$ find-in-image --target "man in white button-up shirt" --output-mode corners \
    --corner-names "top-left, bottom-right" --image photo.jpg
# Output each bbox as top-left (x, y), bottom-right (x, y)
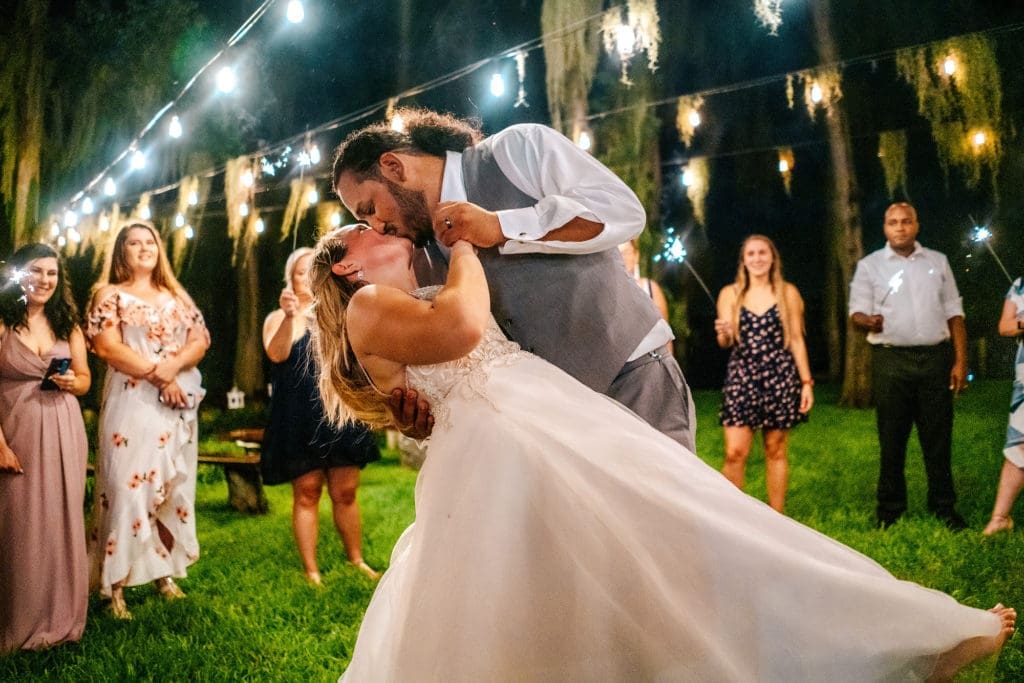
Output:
top-left (849, 202), bottom-right (968, 530)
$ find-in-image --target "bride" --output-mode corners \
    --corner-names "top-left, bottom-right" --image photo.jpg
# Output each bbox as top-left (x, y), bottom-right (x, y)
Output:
top-left (308, 224), bottom-right (1013, 682)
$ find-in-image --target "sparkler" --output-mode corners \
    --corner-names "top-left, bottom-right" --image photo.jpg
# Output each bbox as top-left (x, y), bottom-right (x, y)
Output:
top-left (2, 264), bottom-right (31, 305)
top-left (971, 224), bottom-right (1013, 285)
top-left (652, 228), bottom-right (716, 306)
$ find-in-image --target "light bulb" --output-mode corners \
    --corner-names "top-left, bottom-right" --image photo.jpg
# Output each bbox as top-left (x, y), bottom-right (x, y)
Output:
top-left (175, 213), bottom-right (186, 228)
top-left (130, 149), bottom-right (146, 170)
top-left (184, 225), bottom-right (194, 240)
top-left (490, 73), bottom-right (505, 97)
top-left (306, 188), bottom-right (319, 205)
top-left (810, 83), bottom-right (823, 104)
top-left (681, 169), bottom-right (694, 187)
top-left (188, 190), bottom-right (199, 206)
top-left (330, 212), bottom-right (342, 227)
top-left (50, 222), bottom-right (61, 237)
top-left (99, 215), bottom-right (110, 232)
top-left (309, 145), bottom-right (321, 165)
top-left (390, 114), bottom-right (405, 132)
top-left (241, 169), bottom-right (254, 188)
top-left (64, 210), bottom-right (78, 228)
top-left (255, 218), bottom-right (265, 234)
top-left (68, 227), bottom-right (82, 243)
top-left (778, 159), bottom-right (790, 173)
top-left (239, 202), bottom-right (250, 217)
top-left (286, 0), bottom-right (304, 23)
top-left (82, 197), bottom-right (95, 214)
top-left (973, 131), bottom-right (987, 147)
top-left (943, 56), bottom-right (956, 76)
top-left (139, 205), bottom-right (151, 220)
top-left (216, 65), bottom-right (237, 94)
top-left (104, 177), bottom-right (116, 196)
top-left (688, 110), bottom-right (701, 128)
top-left (616, 24), bottom-right (635, 58)
top-left (169, 115), bottom-right (183, 139)
top-left (576, 131), bottom-right (592, 151)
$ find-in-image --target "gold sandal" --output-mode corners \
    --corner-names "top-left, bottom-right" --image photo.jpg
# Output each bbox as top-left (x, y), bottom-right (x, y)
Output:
top-left (155, 577), bottom-right (186, 599)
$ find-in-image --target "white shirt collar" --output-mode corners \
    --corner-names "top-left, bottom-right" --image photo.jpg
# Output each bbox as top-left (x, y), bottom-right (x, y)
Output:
top-left (440, 151), bottom-right (467, 203)
top-left (883, 240), bottom-right (923, 259)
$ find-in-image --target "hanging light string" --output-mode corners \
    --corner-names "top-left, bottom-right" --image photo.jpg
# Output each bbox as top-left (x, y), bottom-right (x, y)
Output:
top-left (68, 0), bottom-right (280, 205)
top-left (68, 15), bottom-right (1024, 220)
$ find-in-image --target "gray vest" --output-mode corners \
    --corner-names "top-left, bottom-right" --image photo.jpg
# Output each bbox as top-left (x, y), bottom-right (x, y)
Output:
top-left (414, 141), bottom-right (660, 393)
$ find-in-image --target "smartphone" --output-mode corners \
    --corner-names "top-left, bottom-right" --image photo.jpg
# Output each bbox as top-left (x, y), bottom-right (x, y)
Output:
top-left (40, 357), bottom-right (71, 391)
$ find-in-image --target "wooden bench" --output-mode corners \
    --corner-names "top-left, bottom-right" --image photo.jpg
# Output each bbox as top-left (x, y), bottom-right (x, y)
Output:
top-left (207, 428), bottom-right (267, 515)
top-left (86, 428), bottom-right (268, 515)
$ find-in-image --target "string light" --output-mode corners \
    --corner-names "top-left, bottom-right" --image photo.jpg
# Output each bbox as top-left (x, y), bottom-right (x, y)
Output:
top-left (188, 190), bottom-right (199, 206)
top-left (688, 110), bottom-right (701, 128)
top-left (184, 225), bottom-right (195, 240)
top-left (63, 210), bottom-right (78, 228)
top-left (576, 131), bottom-right (592, 151)
top-left (216, 66), bottom-right (238, 94)
top-left (255, 218), bottom-right (265, 234)
top-left (175, 213), bottom-right (186, 228)
top-left (681, 169), bottom-right (694, 187)
top-left (50, 222), bottom-right (61, 237)
top-left (169, 115), bottom-right (183, 139)
top-left (130, 149), bottom-right (146, 170)
top-left (810, 82), bottom-right (823, 104)
top-left (490, 73), bottom-right (505, 97)
top-left (286, 0), bottom-right (304, 24)
top-left (615, 23), bottom-right (636, 59)
top-left (99, 215), bottom-right (110, 231)
top-left (81, 197), bottom-right (95, 214)
top-left (241, 169), bottom-right (255, 188)
top-left (943, 55), bottom-right (957, 76)
top-left (57, 236), bottom-right (67, 248)
top-left (239, 202), bottom-right (250, 217)
top-left (139, 205), bottom-right (152, 220)
top-left (306, 188), bottom-right (319, 205)
top-left (67, 227), bottom-right (82, 243)
top-left (104, 177), bottom-right (116, 196)
top-left (390, 113), bottom-right (405, 133)
top-left (972, 130), bottom-right (987, 148)
top-left (309, 144), bottom-right (321, 165)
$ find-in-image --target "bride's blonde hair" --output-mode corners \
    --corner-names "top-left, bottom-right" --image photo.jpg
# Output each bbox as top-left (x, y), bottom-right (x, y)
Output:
top-left (308, 226), bottom-right (392, 429)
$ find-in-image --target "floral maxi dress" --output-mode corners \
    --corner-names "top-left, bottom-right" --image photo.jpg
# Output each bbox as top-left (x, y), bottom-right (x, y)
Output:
top-left (86, 289), bottom-right (207, 596)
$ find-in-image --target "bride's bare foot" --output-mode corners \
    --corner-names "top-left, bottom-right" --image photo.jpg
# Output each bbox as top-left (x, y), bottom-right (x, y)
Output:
top-left (928, 604), bottom-right (1015, 682)
top-left (983, 515), bottom-right (1014, 536)
top-left (305, 570), bottom-right (323, 586)
top-left (352, 560), bottom-right (381, 581)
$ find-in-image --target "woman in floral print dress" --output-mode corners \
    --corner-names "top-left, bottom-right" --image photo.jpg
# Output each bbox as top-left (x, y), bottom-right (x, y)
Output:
top-left (86, 221), bottom-right (210, 619)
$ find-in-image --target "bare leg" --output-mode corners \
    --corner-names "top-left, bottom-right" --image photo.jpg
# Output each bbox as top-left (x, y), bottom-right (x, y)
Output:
top-left (327, 466), bottom-right (378, 579)
top-left (110, 581), bottom-right (132, 620)
top-left (292, 469), bottom-right (326, 584)
top-left (152, 520), bottom-right (185, 598)
top-left (928, 605), bottom-right (1016, 682)
top-left (722, 426), bottom-right (754, 491)
top-left (763, 429), bottom-right (790, 513)
top-left (984, 460), bottom-right (1024, 535)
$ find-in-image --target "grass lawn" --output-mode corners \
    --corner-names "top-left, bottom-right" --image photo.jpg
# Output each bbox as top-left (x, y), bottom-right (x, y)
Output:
top-left (3, 379), bottom-right (1023, 681)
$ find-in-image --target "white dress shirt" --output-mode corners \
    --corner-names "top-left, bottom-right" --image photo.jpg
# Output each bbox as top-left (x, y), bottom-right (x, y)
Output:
top-left (440, 124), bottom-right (673, 358)
top-left (848, 241), bottom-right (964, 346)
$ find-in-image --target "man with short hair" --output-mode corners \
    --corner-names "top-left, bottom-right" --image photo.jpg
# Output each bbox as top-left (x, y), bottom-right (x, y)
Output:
top-left (849, 202), bottom-right (968, 530)
top-left (332, 108), bottom-right (695, 450)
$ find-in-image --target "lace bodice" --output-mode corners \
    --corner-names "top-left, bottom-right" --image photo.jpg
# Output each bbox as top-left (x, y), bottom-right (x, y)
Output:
top-left (406, 286), bottom-right (524, 427)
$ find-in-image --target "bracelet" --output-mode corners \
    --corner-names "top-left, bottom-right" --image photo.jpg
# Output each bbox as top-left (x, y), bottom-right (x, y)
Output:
top-left (801, 378), bottom-right (814, 386)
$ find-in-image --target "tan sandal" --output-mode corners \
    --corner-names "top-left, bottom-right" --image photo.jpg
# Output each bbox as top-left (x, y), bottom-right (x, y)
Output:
top-left (110, 592), bottom-right (133, 620)
top-left (155, 576), bottom-right (186, 599)
top-left (352, 560), bottom-right (381, 581)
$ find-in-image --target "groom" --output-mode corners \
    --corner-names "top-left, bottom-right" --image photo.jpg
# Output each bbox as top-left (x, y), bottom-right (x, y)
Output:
top-left (332, 108), bottom-right (695, 450)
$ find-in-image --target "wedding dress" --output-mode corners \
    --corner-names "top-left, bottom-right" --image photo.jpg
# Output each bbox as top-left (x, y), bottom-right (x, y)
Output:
top-left (340, 288), bottom-right (998, 682)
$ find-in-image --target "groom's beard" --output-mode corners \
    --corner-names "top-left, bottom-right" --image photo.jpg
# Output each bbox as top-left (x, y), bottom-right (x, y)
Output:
top-left (383, 179), bottom-right (434, 248)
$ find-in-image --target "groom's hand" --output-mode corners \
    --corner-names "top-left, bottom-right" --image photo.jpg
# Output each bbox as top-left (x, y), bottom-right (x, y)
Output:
top-left (436, 201), bottom-right (505, 249)
top-left (388, 388), bottom-right (434, 440)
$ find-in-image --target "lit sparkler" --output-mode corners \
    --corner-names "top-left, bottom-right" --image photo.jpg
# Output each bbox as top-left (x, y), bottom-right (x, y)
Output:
top-left (879, 269), bottom-right (904, 307)
top-left (3, 264), bottom-right (31, 305)
top-left (971, 223), bottom-right (1013, 285)
top-left (652, 228), bottom-right (716, 305)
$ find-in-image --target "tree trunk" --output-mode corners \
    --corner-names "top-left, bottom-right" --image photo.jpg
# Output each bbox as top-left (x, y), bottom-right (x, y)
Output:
top-left (232, 227), bottom-right (264, 397)
top-left (5, 0), bottom-right (47, 246)
top-left (810, 0), bottom-right (872, 407)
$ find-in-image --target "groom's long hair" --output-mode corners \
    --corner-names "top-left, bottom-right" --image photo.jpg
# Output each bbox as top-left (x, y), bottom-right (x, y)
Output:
top-left (332, 107), bottom-right (483, 186)
top-left (308, 227), bottom-right (392, 429)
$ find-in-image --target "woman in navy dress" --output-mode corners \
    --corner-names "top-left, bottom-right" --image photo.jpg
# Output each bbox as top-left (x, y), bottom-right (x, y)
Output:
top-left (714, 235), bottom-right (813, 513)
top-left (262, 247), bottom-right (380, 583)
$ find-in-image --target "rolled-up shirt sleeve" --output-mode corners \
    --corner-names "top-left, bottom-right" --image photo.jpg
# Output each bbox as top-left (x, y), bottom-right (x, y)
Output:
top-left (490, 124), bottom-right (646, 255)
top-left (938, 256), bottom-right (965, 320)
top-left (848, 260), bottom-right (875, 317)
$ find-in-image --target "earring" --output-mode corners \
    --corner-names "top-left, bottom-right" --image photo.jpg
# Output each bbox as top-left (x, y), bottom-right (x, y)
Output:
top-left (357, 270), bottom-right (364, 280)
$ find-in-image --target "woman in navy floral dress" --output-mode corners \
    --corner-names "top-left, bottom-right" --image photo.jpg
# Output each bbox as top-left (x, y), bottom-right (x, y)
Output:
top-left (714, 235), bottom-right (813, 513)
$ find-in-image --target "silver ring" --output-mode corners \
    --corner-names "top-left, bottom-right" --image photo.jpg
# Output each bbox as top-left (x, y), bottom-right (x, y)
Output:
top-left (444, 216), bottom-right (453, 229)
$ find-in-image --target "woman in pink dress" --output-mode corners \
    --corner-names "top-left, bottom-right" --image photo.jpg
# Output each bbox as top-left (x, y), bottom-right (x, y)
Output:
top-left (0, 243), bottom-right (91, 652)
top-left (86, 221), bottom-right (209, 619)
